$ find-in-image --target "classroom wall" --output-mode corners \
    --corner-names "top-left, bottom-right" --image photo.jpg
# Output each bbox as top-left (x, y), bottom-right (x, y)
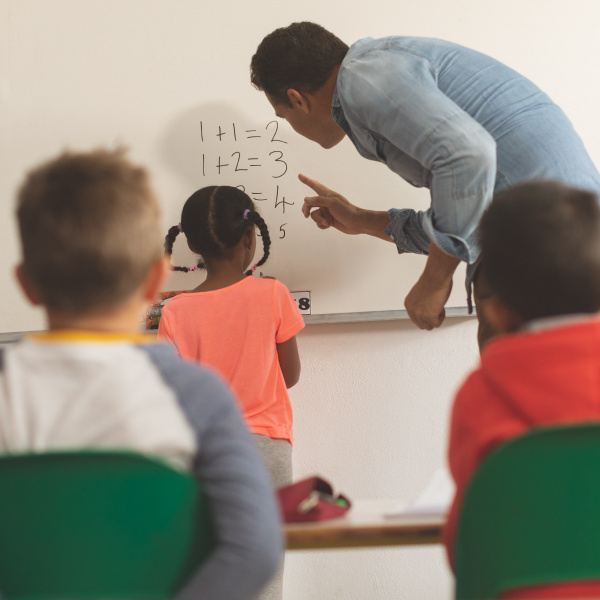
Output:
top-left (285, 316), bottom-right (479, 599)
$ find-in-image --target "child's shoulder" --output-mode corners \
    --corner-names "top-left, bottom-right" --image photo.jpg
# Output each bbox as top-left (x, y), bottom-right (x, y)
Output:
top-left (251, 276), bottom-right (291, 293)
top-left (152, 290), bottom-right (192, 312)
top-left (159, 278), bottom-right (292, 304)
top-left (159, 290), bottom-right (196, 311)
top-left (148, 290), bottom-right (195, 329)
top-left (249, 277), bottom-right (299, 305)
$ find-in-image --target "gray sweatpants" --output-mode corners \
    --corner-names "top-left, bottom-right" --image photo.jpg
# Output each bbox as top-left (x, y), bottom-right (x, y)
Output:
top-left (252, 434), bottom-right (292, 600)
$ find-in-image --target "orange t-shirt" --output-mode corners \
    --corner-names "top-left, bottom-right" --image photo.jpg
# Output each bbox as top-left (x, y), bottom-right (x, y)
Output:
top-left (158, 277), bottom-right (304, 444)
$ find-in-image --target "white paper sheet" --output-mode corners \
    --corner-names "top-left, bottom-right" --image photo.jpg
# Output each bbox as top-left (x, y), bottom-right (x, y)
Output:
top-left (385, 467), bottom-right (455, 517)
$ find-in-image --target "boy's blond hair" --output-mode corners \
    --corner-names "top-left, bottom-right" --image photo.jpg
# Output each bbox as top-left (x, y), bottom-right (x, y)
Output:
top-left (16, 149), bottom-right (163, 315)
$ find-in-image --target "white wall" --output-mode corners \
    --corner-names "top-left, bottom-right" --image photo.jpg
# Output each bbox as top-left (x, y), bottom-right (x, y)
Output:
top-left (285, 316), bottom-right (479, 599)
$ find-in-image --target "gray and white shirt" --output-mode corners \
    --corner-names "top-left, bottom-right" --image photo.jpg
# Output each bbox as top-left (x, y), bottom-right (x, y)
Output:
top-left (0, 333), bottom-right (282, 600)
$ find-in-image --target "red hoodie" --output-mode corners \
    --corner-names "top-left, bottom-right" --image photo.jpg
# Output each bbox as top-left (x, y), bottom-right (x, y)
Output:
top-left (445, 316), bottom-right (600, 599)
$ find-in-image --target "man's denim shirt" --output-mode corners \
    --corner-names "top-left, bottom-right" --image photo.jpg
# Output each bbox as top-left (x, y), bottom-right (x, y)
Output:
top-left (332, 36), bottom-right (600, 280)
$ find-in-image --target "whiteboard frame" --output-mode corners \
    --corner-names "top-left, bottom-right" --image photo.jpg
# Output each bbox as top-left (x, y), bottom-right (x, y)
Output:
top-left (0, 307), bottom-right (475, 344)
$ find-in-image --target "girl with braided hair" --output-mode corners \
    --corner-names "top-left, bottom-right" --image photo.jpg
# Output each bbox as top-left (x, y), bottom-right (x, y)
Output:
top-left (159, 187), bottom-right (303, 598)
top-left (163, 185), bottom-right (273, 277)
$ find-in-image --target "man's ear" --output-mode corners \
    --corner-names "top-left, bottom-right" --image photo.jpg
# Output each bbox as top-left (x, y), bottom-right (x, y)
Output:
top-left (482, 297), bottom-right (524, 335)
top-left (15, 264), bottom-right (42, 306)
top-left (287, 89), bottom-right (310, 113)
top-left (142, 256), bottom-right (170, 304)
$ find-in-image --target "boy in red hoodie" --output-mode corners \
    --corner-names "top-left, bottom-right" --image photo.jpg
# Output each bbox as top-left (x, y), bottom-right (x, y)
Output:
top-left (445, 180), bottom-right (600, 599)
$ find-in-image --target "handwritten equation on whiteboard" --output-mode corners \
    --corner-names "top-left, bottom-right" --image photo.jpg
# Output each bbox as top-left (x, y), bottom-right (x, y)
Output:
top-left (198, 120), bottom-right (295, 241)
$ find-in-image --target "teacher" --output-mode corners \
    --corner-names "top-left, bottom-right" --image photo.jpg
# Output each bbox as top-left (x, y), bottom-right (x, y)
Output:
top-left (250, 22), bottom-right (600, 347)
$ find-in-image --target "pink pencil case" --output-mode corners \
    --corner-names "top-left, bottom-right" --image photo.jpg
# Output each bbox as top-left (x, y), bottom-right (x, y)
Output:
top-left (277, 476), bottom-right (351, 523)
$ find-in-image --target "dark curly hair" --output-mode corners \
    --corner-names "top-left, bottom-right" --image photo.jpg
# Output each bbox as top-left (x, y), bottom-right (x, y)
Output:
top-left (479, 180), bottom-right (600, 321)
top-left (250, 22), bottom-right (349, 105)
top-left (164, 186), bottom-right (271, 276)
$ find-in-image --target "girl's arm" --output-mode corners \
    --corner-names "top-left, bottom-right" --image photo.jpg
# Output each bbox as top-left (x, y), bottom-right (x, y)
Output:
top-left (276, 336), bottom-right (301, 388)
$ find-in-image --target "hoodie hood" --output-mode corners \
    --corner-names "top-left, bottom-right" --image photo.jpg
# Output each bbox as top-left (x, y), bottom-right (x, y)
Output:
top-left (480, 316), bottom-right (600, 424)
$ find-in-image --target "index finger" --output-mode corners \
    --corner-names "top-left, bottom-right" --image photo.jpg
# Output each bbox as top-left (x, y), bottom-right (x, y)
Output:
top-left (301, 195), bottom-right (335, 218)
top-left (298, 173), bottom-right (335, 197)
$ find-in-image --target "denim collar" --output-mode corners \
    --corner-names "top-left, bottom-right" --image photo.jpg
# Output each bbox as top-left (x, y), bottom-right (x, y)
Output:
top-left (331, 85), bottom-right (350, 136)
top-left (331, 82), bottom-right (368, 157)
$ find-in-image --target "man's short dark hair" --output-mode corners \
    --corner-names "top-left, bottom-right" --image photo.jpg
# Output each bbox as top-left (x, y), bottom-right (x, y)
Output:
top-left (479, 180), bottom-right (600, 321)
top-left (250, 22), bottom-right (349, 105)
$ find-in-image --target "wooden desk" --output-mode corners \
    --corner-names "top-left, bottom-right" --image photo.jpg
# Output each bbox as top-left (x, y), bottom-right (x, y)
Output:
top-left (285, 499), bottom-right (445, 551)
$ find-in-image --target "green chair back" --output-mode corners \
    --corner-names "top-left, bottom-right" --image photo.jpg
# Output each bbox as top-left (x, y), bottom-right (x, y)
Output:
top-left (455, 423), bottom-right (600, 600)
top-left (0, 451), bottom-right (214, 600)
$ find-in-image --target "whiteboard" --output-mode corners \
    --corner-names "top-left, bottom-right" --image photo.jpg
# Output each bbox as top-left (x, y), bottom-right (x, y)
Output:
top-left (2, 0), bottom-right (600, 330)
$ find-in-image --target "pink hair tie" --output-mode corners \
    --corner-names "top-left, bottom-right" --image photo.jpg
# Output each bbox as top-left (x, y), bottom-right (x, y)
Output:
top-left (189, 266), bottom-right (199, 272)
top-left (177, 222), bottom-right (183, 232)
top-left (251, 264), bottom-right (258, 272)
top-left (243, 209), bottom-right (251, 220)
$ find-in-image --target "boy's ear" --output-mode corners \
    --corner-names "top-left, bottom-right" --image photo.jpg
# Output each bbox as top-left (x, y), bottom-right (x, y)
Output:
top-left (15, 264), bottom-right (42, 306)
top-left (142, 256), bottom-right (170, 304)
top-left (482, 297), bottom-right (524, 335)
top-left (286, 89), bottom-right (310, 113)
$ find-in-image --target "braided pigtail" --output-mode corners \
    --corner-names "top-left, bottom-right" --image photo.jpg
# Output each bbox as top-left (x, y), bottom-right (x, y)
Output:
top-left (164, 223), bottom-right (205, 273)
top-left (251, 212), bottom-right (271, 267)
top-left (244, 210), bottom-right (271, 275)
top-left (164, 225), bottom-right (179, 255)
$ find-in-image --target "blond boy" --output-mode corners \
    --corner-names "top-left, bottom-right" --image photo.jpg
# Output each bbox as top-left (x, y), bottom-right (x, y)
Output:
top-left (0, 150), bottom-right (281, 600)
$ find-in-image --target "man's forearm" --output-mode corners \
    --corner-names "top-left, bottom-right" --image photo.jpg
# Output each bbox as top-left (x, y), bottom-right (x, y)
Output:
top-left (422, 242), bottom-right (461, 284)
top-left (403, 242), bottom-right (461, 329)
top-left (356, 208), bottom-right (392, 241)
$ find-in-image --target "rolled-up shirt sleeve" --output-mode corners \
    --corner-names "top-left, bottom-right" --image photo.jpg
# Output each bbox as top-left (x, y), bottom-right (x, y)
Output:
top-left (338, 47), bottom-right (497, 264)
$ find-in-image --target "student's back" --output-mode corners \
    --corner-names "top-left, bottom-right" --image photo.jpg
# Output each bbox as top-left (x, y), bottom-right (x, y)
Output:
top-left (445, 181), bottom-right (600, 599)
top-left (0, 333), bottom-right (204, 467)
top-left (159, 276), bottom-right (302, 443)
top-left (1, 150), bottom-right (281, 600)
